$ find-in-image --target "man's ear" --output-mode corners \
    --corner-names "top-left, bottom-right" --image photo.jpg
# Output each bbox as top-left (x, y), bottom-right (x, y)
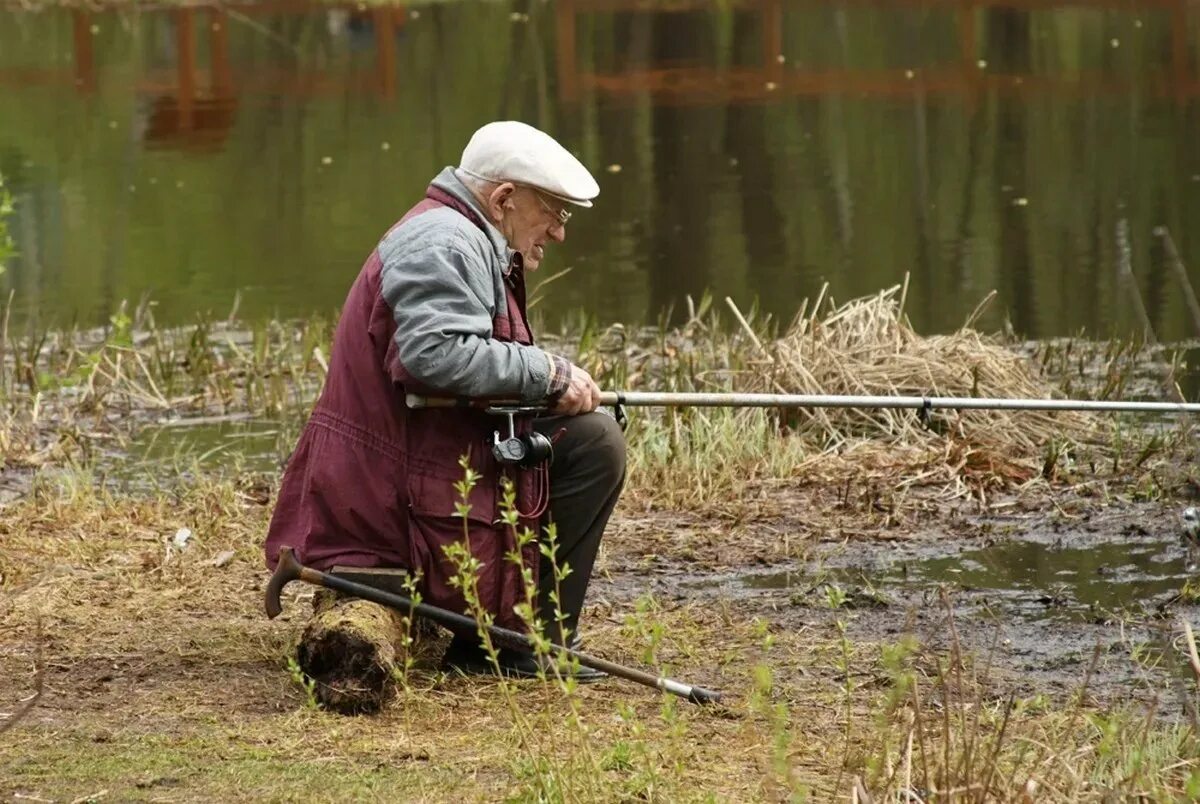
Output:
top-left (487, 182), bottom-right (517, 217)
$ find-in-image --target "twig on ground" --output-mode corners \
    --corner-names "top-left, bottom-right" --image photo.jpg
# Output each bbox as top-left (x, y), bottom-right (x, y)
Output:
top-left (1181, 619), bottom-right (1200, 683)
top-left (0, 616), bottom-right (44, 736)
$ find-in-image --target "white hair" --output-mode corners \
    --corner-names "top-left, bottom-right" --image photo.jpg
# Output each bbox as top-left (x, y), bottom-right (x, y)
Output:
top-left (455, 168), bottom-right (500, 199)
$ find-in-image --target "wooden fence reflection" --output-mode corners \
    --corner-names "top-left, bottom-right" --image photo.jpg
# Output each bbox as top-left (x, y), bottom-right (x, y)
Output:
top-left (556, 0), bottom-right (1196, 104)
top-left (0, 0), bottom-right (1195, 151)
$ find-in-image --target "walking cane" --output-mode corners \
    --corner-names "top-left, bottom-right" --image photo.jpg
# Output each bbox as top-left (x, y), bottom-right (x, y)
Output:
top-left (265, 547), bottom-right (722, 705)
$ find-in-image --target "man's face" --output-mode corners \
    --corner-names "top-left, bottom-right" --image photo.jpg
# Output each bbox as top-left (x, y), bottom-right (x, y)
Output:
top-left (494, 185), bottom-right (570, 271)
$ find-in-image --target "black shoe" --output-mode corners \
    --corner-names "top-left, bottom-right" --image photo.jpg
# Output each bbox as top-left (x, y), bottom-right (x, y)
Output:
top-left (494, 648), bottom-right (608, 684)
top-left (442, 631), bottom-right (583, 664)
top-left (443, 643), bottom-right (607, 684)
top-left (440, 634), bottom-right (489, 672)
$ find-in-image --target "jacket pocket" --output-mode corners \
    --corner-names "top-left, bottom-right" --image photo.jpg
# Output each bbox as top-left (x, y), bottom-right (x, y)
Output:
top-left (405, 468), bottom-right (502, 618)
top-left (406, 466), bottom-right (496, 523)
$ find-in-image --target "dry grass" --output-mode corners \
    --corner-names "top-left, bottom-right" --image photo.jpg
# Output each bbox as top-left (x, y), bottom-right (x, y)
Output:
top-left (0, 290), bottom-right (1197, 799)
top-left (3, 477), bottom-right (1198, 800)
top-left (0, 285), bottom-right (1192, 515)
top-left (762, 285), bottom-right (1096, 450)
top-left (559, 287), bottom-right (1194, 508)
top-left (741, 285), bottom-right (1123, 502)
top-left (0, 304), bottom-right (331, 475)
top-left (0, 477), bottom-right (844, 800)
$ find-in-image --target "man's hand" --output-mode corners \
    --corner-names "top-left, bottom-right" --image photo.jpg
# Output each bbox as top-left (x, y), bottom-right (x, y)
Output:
top-left (553, 364), bottom-right (602, 415)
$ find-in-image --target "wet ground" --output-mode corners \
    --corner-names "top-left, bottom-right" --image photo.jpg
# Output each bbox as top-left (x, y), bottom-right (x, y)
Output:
top-left (600, 498), bottom-right (1200, 707)
top-left (89, 385), bottom-right (1200, 707)
top-left (3, 320), bottom-right (1196, 715)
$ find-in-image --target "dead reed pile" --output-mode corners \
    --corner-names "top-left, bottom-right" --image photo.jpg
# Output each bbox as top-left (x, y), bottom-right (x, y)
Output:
top-left (753, 285), bottom-right (1100, 486)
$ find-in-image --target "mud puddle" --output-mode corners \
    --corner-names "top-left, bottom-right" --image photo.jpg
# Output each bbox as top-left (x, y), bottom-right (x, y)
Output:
top-left (603, 504), bottom-right (1200, 704)
top-left (684, 530), bottom-right (1196, 623)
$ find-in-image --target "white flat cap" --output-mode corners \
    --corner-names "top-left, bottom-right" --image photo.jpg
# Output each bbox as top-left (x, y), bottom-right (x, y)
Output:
top-left (459, 121), bottom-right (599, 208)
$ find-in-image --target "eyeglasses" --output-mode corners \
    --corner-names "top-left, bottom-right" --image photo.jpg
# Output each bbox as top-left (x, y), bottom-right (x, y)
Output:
top-left (527, 187), bottom-right (572, 227)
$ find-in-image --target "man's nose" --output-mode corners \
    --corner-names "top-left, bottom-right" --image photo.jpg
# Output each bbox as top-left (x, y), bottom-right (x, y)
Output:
top-left (548, 224), bottom-right (566, 244)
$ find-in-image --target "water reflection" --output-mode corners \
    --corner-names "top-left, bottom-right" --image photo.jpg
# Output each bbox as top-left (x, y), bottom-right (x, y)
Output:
top-left (119, 417), bottom-right (286, 481)
top-left (1, 0), bottom-right (1199, 340)
top-left (735, 536), bottom-right (1194, 622)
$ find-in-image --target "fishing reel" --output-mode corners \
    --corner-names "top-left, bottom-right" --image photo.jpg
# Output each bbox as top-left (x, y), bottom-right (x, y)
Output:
top-left (490, 408), bottom-right (553, 468)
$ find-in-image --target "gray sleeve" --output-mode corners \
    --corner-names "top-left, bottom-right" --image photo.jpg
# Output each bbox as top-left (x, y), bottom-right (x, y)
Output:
top-left (381, 243), bottom-right (554, 401)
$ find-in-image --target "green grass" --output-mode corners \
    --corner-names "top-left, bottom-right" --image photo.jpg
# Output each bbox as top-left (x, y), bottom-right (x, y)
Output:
top-left (7, 728), bottom-right (469, 801)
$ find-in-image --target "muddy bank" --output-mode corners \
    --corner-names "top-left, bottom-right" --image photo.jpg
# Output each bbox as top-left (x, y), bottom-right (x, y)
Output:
top-left (598, 497), bottom-right (1200, 707)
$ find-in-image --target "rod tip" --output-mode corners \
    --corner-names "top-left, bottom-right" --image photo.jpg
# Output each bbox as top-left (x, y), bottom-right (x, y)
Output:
top-left (688, 687), bottom-right (722, 705)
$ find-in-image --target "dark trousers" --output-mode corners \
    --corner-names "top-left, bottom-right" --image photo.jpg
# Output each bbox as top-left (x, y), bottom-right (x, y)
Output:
top-left (530, 411), bottom-right (626, 645)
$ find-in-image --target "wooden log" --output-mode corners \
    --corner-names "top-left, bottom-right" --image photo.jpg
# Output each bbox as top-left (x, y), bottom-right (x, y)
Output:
top-left (295, 579), bottom-right (451, 714)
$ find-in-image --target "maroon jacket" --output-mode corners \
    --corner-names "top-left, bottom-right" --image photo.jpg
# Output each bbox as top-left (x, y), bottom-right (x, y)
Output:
top-left (264, 174), bottom-right (557, 631)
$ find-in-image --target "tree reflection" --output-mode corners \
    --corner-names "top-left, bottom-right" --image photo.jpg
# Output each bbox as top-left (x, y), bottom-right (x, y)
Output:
top-left (0, 0), bottom-right (1197, 344)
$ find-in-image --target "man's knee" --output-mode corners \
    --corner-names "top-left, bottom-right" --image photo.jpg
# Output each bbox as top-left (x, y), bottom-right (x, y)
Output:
top-left (577, 411), bottom-right (626, 484)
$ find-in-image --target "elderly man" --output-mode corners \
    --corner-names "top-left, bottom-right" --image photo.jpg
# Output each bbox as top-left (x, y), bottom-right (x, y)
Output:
top-left (264, 121), bottom-right (625, 681)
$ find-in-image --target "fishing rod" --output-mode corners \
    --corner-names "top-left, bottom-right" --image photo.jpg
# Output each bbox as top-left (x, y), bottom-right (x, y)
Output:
top-left (407, 390), bottom-right (1200, 467)
top-left (409, 391), bottom-right (1200, 416)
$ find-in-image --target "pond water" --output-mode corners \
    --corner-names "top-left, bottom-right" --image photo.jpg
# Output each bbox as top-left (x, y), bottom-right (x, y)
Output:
top-left (737, 534), bottom-right (1197, 622)
top-left (122, 416), bottom-right (287, 476)
top-left (2, 0), bottom-right (1200, 340)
